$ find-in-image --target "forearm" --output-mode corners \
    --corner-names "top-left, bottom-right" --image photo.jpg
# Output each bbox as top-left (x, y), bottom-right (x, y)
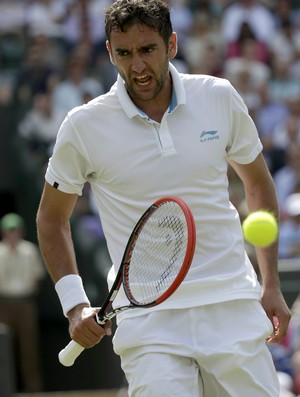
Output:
top-left (244, 173), bottom-right (280, 288)
top-left (37, 216), bottom-right (78, 283)
top-left (37, 215), bottom-right (91, 317)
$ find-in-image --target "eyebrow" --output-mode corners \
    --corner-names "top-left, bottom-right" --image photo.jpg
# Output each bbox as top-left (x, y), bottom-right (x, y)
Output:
top-left (115, 43), bottom-right (158, 54)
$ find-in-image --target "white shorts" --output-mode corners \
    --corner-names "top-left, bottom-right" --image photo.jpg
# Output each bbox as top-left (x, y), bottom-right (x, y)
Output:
top-left (113, 299), bottom-right (279, 397)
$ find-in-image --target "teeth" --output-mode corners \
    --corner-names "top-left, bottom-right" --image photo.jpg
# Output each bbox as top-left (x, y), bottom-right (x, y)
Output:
top-left (136, 75), bottom-right (148, 80)
top-left (135, 75), bottom-right (151, 86)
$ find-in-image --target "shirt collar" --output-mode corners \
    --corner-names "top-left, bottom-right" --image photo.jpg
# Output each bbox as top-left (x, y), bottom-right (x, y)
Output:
top-left (117, 62), bottom-right (186, 119)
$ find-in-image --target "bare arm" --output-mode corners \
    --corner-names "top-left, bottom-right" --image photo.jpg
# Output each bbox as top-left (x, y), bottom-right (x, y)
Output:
top-left (36, 181), bottom-right (111, 347)
top-left (36, 181), bottom-right (79, 282)
top-left (229, 153), bottom-right (291, 343)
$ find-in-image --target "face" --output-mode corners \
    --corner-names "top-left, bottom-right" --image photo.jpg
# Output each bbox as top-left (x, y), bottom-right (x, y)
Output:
top-left (107, 24), bottom-right (177, 107)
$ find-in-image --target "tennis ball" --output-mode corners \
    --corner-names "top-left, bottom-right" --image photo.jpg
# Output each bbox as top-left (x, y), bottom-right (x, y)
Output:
top-left (242, 210), bottom-right (278, 247)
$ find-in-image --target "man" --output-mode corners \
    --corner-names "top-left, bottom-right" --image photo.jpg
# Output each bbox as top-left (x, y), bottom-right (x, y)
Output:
top-left (0, 213), bottom-right (45, 392)
top-left (36, 1), bottom-right (291, 395)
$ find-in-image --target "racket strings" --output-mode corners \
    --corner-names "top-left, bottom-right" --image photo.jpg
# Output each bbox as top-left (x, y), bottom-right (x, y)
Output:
top-left (125, 201), bottom-right (188, 305)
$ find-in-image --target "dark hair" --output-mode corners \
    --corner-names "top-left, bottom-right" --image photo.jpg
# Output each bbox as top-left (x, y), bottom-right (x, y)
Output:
top-left (105, 0), bottom-right (173, 46)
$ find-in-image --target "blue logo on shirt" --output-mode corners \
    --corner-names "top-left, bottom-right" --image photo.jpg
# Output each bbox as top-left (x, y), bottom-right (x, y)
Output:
top-left (200, 130), bottom-right (219, 142)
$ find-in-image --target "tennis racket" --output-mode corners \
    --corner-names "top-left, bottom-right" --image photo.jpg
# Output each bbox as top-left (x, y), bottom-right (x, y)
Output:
top-left (59, 196), bottom-right (196, 366)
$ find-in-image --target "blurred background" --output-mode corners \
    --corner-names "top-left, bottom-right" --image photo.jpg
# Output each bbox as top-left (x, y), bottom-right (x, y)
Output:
top-left (0, 0), bottom-right (300, 396)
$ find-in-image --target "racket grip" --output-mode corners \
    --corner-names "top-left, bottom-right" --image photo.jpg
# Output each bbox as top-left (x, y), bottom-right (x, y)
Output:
top-left (58, 340), bottom-right (85, 367)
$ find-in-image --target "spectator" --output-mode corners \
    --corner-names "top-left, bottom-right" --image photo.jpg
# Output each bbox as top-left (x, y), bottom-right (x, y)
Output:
top-left (278, 193), bottom-right (300, 259)
top-left (273, 0), bottom-right (300, 29)
top-left (223, 33), bottom-right (271, 88)
top-left (61, 0), bottom-right (112, 60)
top-left (25, 0), bottom-right (66, 39)
top-left (0, 213), bottom-right (46, 392)
top-left (274, 144), bottom-right (300, 210)
top-left (267, 108), bottom-right (300, 174)
top-left (182, 11), bottom-right (223, 75)
top-left (14, 42), bottom-right (60, 116)
top-left (225, 21), bottom-right (269, 63)
top-left (227, 68), bottom-right (261, 119)
top-left (255, 82), bottom-right (289, 173)
top-left (167, 0), bottom-right (194, 45)
top-left (220, 0), bottom-right (276, 47)
top-left (268, 56), bottom-right (300, 105)
top-left (17, 90), bottom-right (65, 187)
top-left (0, 0), bottom-right (26, 34)
top-left (269, 19), bottom-right (300, 64)
top-left (0, 0), bottom-right (26, 79)
top-left (26, 33), bottom-right (66, 75)
top-left (52, 48), bottom-right (104, 116)
top-left (272, 114), bottom-right (300, 154)
top-left (19, 90), bottom-right (64, 141)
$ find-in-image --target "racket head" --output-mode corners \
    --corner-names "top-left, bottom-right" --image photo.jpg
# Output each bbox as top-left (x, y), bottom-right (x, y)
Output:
top-left (122, 196), bottom-right (196, 308)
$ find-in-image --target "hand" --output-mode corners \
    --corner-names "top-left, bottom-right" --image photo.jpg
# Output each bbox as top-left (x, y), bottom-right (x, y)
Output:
top-left (67, 304), bottom-right (112, 348)
top-left (261, 286), bottom-right (291, 344)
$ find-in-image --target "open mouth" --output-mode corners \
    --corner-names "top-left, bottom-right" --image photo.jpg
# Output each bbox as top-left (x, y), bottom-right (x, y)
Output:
top-left (135, 75), bottom-right (152, 87)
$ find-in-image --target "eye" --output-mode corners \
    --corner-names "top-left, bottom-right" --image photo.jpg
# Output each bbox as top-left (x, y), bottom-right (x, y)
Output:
top-left (117, 50), bottom-right (130, 57)
top-left (143, 47), bottom-right (153, 53)
top-left (142, 46), bottom-right (155, 53)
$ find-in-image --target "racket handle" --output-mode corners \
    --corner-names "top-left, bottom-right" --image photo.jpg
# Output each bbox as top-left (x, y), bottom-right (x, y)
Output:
top-left (58, 340), bottom-right (85, 367)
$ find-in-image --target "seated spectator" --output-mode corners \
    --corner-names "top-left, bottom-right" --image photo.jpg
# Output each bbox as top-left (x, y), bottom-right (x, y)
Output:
top-left (225, 21), bottom-right (269, 63)
top-left (269, 19), bottom-right (300, 64)
top-left (167, 0), bottom-right (194, 46)
top-left (0, 0), bottom-right (26, 34)
top-left (273, 0), bottom-right (300, 29)
top-left (223, 34), bottom-right (271, 88)
top-left (182, 11), bottom-right (223, 75)
top-left (268, 56), bottom-right (300, 105)
top-left (14, 42), bottom-right (60, 115)
top-left (255, 82), bottom-right (289, 173)
top-left (61, 0), bottom-right (112, 60)
top-left (227, 69), bottom-right (260, 119)
top-left (274, 144), bottom-right (300, 211)
top-left (272, 114), bottom-right (300, 154)
top-left (18, 90), bottom-right (65, 167)
top-left (220, 0), bottom-right (276, 47)
top-left (278, 193), bottom-right (300, 259)
top-left (26, 33), bottom-right (66, 75)
top-left (25, 0), bottom-right (66, 39)
top-left (0, 0), bottom-right (26, 77)
top-left (266, 110), bottom-right (300, 174)
top-left (52, 48), bottom-right (104, 116)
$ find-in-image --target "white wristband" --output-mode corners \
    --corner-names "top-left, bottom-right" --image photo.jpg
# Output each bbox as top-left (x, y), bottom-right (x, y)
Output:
top-left (55, 274), bottom-right (90, 317)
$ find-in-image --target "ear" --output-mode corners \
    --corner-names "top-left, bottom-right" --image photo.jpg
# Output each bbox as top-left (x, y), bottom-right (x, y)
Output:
top-left (168, 32), bottom-right (178, 60)
top-left (106, 40), bottom-right (116, 65)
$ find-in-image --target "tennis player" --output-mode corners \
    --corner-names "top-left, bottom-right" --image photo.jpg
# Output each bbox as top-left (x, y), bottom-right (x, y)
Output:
top-left (36, 0), bottom-right (291, 395)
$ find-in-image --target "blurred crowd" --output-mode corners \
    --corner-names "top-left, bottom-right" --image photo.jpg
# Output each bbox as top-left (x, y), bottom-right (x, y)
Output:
top-left (0, 0), bottom-right (300, 394)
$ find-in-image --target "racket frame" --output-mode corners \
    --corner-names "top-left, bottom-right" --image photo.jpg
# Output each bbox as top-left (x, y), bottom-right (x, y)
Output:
top-left (96, 196), bottom-right (196, 323)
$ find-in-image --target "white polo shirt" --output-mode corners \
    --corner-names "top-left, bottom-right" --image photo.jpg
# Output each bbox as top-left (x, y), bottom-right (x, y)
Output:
top-left (46, 63), bottom-right (263, 319)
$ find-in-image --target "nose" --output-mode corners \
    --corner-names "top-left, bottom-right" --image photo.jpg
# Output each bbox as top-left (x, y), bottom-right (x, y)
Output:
top-left (131, 53), bottom-right (146, 74)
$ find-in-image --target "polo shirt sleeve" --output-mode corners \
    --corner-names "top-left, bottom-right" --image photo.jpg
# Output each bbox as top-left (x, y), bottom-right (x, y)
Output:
top-left (45, 114), bottom-right (91, 196)
top-left (226, 83), bottom-right (263, 164)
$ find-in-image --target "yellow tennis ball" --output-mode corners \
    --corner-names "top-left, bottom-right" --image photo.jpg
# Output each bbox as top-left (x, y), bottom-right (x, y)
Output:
top-left (242, 210), bottom-right (278, 247)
